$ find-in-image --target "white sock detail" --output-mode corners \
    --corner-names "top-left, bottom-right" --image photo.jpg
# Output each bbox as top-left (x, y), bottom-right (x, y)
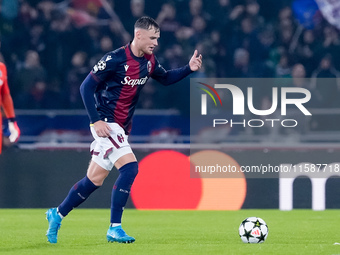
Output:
top-left (110, 223), bottom-right (121, 227)
top-left (56, 208), bottom-right (64, 219)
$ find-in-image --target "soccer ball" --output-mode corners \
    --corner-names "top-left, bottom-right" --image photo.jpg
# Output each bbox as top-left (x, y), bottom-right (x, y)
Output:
top-left (239, 217), bottom-right (268, 243)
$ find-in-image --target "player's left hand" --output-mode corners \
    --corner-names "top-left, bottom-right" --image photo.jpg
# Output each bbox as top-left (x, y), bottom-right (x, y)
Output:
top-left (189, 50), bottom-right (203, 71)
top-left (8, 120), bottom-right (20, 143)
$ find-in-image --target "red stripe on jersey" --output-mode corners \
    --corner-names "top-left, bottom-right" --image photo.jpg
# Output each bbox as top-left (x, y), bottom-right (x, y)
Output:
top-left (90, 71), bottom-right (101, 82)
top-left (113, 47), bottom-right (140, 130)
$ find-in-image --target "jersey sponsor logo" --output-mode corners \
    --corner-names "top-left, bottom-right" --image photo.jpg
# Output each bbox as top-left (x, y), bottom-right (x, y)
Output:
top-left (147, 61), bottom-right (152, 73)
top-left (106, 55), bottom-right (112, 62)
top-left (0, 70), bottom-right (2, 86)
top-left (124, 65), bottom-right (129, 71)
top-left (121, 76), bottom-right (148, 87)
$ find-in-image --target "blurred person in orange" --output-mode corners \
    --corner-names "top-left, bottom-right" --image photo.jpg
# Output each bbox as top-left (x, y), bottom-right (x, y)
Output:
top-left (0, 61), bottom-right (20, 154)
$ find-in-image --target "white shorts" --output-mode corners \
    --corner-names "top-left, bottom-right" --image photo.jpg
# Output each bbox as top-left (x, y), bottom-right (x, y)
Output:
top-left (90, 123), bottom-right (133, 171)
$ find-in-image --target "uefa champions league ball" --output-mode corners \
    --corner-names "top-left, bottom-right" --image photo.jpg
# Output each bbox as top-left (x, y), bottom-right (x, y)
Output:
top-left (239, 217), bottom-right (268, 243)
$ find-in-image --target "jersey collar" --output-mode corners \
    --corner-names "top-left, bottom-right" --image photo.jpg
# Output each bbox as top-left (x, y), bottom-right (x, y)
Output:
top-left (127, 42), bottom-right (146, 62)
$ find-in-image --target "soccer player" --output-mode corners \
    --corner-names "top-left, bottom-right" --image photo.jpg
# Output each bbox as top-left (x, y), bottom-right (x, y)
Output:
top-left (46, 16), bottom-right (202, 244)
top-left (0, 61), bottom-right (20, 154)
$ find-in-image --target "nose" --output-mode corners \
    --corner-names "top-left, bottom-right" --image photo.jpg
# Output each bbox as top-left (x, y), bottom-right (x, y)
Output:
top-left (154, 39), bottom-right (158, 46)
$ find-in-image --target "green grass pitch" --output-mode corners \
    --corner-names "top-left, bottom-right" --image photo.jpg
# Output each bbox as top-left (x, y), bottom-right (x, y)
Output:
top-left (0, 209), bottom-right (340, 255)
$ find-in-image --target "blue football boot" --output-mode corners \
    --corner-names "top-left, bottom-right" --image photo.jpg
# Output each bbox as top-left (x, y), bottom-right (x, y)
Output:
top-left (106, 225), bottom-right (135, 243)
top-left (46, 208), bottom-right (62, 243)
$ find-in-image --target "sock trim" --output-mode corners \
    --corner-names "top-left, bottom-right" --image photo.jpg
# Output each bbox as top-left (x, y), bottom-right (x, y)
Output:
top-left (118, 161), bottom-right (138, 171)
top-left (110, 223), bottom-right (121, 227)
top-left (57, 208), bottom-right (65, 219)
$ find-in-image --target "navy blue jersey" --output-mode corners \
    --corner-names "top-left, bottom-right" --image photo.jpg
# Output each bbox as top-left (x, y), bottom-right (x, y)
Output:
top-left (83, 43), bottom-right (192, 134)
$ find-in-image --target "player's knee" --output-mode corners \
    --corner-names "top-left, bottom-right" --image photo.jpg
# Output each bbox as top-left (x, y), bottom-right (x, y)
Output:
top-left (87, 160), bottom-right (110, 186)
top-left (130, 162), bottom-right (138, 178)
top-left (89, 178), bottom-right (104, 187)
top-left (120, 161), bottom-right (138, 180)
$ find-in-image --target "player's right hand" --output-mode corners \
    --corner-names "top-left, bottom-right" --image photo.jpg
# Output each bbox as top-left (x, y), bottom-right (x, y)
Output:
top-left (93, 120), bottom-right (112, 137)
top-left (8, 121), bottom-right (20, 143)
top-left (189, 50), bottom-right (202, 71)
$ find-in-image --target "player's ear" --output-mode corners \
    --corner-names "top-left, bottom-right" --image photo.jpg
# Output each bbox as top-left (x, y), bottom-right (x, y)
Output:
top-left (135, 29), bottom-right (142, 40)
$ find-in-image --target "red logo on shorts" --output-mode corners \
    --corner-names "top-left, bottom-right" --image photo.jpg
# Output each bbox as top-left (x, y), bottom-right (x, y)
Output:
top-left (117, 133), bottom-right (124, 143)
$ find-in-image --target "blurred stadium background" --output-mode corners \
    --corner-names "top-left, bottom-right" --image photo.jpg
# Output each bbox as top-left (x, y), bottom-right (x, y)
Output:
top-left (1, 0), bottom-right (340, 210)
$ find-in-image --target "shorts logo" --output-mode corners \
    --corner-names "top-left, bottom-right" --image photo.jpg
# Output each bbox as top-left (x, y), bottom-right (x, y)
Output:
top-left (117, 133), bottom-right (124, 143)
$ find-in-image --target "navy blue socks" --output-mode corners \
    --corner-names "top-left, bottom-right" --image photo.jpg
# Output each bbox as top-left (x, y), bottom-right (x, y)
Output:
top-left (57, 162), bottom-right (138, 222)
top-left (110, 162), bottom-right (138, 223)
top-left (58, 176), bottom-right (99, 217)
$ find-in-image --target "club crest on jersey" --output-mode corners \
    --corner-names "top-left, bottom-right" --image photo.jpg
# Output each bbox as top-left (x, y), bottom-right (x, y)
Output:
top-left (117, 133), bottom-right (124, 143)
top-left (147, 61), bottom-right (152, 73)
